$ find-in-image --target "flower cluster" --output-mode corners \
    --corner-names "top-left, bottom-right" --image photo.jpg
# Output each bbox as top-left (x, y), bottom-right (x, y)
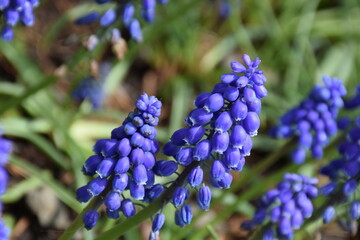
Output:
top-left (319, 118), bottom-right (360, 225)
top-left (344, 85), bottom-right (360, 109)
top-left (0, 128), bottom-right (12, 240)
top-left (0, 0), bottom-right (39, 41)
top-left (270, 76), bottom-right (347, 164)
top-left (163, 54), bottom-right (267, 227)
top-left (72, 62), bottom-right (111, 110)
top-left (241, 173), bottom-right (318, 240)
top-left (76, 93), bottom-right (171, 229)
top-left (75, 0), bottom-right (169, 49)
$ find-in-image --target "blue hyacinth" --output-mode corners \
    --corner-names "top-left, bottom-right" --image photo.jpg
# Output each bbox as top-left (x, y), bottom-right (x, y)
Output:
top-left (241, 173), bottom-right (318, 240)
top-left (72, 62), bottom-right (111, 110)
top-left (163, 54), bottom-right (267, 227)
top-left (77, 93), bottom-right (166, 229)
top-left (319, 116), bottom-right (360, 225)
top-left (75, 0), bottom-right (169, 49)
top-left (0, 128), bottom-right (12, 240)
top-left (270, 76), bottom-right (347, 164)
top-left (0, 0), bottom-right (39, 41)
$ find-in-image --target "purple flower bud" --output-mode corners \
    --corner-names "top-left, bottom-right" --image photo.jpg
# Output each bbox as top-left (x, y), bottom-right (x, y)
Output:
top-left (243, 112), bottom-right (260, 136)
top-left (253, 208), bottom-right (266, 224)
top-left (223, 147), bottom-right (241, 168)
top-left (192, 139), bottom-right (211, 161)
top-left (282, 199), bottom-right (295, 214)
top-left (253, 84), bottom-right (268, 98)
top-left (75, 12), bottom-right (99, 25)
top-left (240, 220), bottom-right (255, 231)
top-left (231, 61), bottom-right (246, 73)
top-left (175, 208), bottom-right (186, 227)
top-left (129, 180), bottom-right (145, 200)
top-left (82, 155), bottom-right (103, 176)
top-left (96, 157), bottom-right (116, 178)
top-left (100, 9), bottom-right (116, 26)
top-left (296, 193), bottom-right (313, 218)
top-left (1, 25), bottom-right (13, 42)
top-left (320, 182), bottom-right (337, 196)
top-left (221, 73), bottom-right (239, 84)
top-left (153, 160), bottom-right (178, 176)
top-left (114, 157), bottom-right (130, 175)
top-left (117, 138), bottom-right (132, 157)
top-left (235, 76), bottom-right (249, 88)
top-left (218, 171), bottom-right (233, 188)
top-left (323, 206), bottom-right (335, 223)
top-left (263, 228), bottom-right (274, 240)
top-left (142, 138), bottom-right (152, 152)
top-left (88, 177), bottom-right (108, 196)
top-left (204, 93), bottom-right (224, 113)
top-left (299, 132), bottom-right (312, 148)
top-left (212, 83), bottom-right (228, 94)
top-left (133, 164), bottom-right (148, 185)
top-left (132, 116), bottom-right (144, 127)
top-left (278, 217), bottom-right (292, 235)
top-left (223, 86), bottom-right (240, 102)
top-left (145, 170), bottom-right (155, 188)
top-left (129, 19), bottom-right (143, 42)
top-left (187, 108), bottom-right (213, 126)
top-left (180, 204), bottom-right (192, 224)
top-left (140, 124), bottom-right (156, 138)
top-left (211, 160), bottom-right (226, 181)
top-left (4, 9), bottom-right (19, 26)
top-left (112, 174), bottom-right (128, 192)
top-left (343, 179), bottom-right (357, 196)
top-left (230, 100), bottom-right (248, 121)
top-left (242, 54), bottom-right (251, 67)
top-left (194, 92), bottom-right (211, 108)
top-left (0, 0), bottom-right (9, 10)
top-left (175, 147), bottom-right (193, 166)
top-left (247, 97), bottom-right (262, 114)
top-left (187, 166), bottom-right (203, 187)
top-left (215, 112), bottom-right (233, 133)
top-left (105, 191), bottom-right (121, 211)
top-left (152, 213), bottom-right (165, 232)
top-left (121, 199), bottom-right (136, 218)
top-left (232, 157), bottom-right (245, 171)
top-left (171, 128), bottom-right (188, 146)
top-left (291, 148), bottom-right (306, 164)
top-left (196, 185), bottom-right (211, 210)
top-left (130, 132), bottom-right (145, 148)
top-left (350, 201), bottom-right (360, 219)
top-left (143, 152), bottom-right (156, 169)
top-left (211, 132), bottom-right (229, 154)
top-left (142, 8), bottom-right (155, 22)
top-left (76, 185), bottom-right (92, 203)
top-left (146, 184), bottom-right (164, 201)
top-left (244, 88), bottom-right (257, 102)
top-left (124, 122), bottom-right (137, 135)
top-left (185, 126), bottom-right (205, 145)
top-left (291, 209), bottom-right (304, 229)
top-left (240, 135), bottom-right (253, 156)
top-left (130, 148), bottom-right (145, 165)
top-left (150, 139), bottom-right (160, 154)
top-left (172, 187), bottom-right (190, 207)
top-left (230, 125), bottom-right (247, 148)
top-left (83, 210), bottom-right (99, 229)
top-left (270, 206), bottom-right (281, 223)
top-left (106, 209), bottom-right (120, 219)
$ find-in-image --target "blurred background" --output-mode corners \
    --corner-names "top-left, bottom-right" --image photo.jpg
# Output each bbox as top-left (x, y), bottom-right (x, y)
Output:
top-left (0, 0), bottom-right (359, 239)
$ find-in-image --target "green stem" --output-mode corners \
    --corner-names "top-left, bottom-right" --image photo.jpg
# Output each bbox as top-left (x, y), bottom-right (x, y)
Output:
top-left (59, 195), bottom-right (103, 240)
top-left (95, 161), bottom-right (201, 240)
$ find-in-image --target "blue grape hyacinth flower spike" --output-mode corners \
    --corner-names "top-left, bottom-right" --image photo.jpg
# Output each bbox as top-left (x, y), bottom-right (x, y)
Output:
top-left (270, 76), bottom-right (346, 164)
